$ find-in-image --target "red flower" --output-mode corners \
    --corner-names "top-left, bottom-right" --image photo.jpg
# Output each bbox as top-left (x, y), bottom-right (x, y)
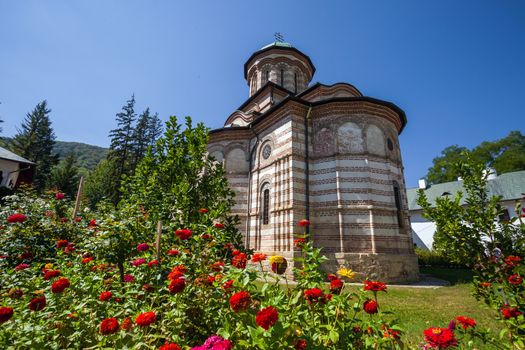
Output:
top-left (214, 222), bottom-right (225, 229)
top-left (329, 279), bottom-right (344, 294)
top-left (198, 208), bottom-right (209, 213)
top-left (423, 327), bottom-right (458, 349)
top-left (251, 253), bottom-right (267, 263)
top-left (223, 279), bottom-right (234, 291)
top-left (43, 270), bottom-right (61, 280)
top-left (0, 307), bottom-right (14, 324)
top-left (123, 274), bottom-right (135, 283)
top-left (148, 260), bottom-right (159, 267)
top-left (364, 280), bottom-right (387, 292)
top-left (232, 252), bottom-right (247, 269)
top-left (56, 240), bottom-right (68, 248)
top-left (175, 228), bottom-right (192, 240)
top-left (99, 291), bottom-right (112, 301)
top-left (7, 213), bottom-right (27, 223)
top-left (135, 311), bottom-right (156, 327)
top-left (159, 342), bottom-right (181, 350)
top-left (100, 317), bottom-right (119, 335)
top-left (201, 233), bottom-right (212, 240)
top-left (508, 274), bottom-right (523, 285)
top-left (28, 296), bottom-right (46, 311)
top-left (168, 265), bottom-right (187, 280)
top-left (15, 263), bottom-right (30, 271)
top-left (455, 316), bottom-right (476, 329)
top-left (294, 238), bottom-right (306, 247)
top-left (132, 258), bottom-right (146, 267)
top-left (229, 291), bottom-right (251, 312)
top-left (51, 277), bottom-right (70, 293)
top-left (137, 243), bottom-right (150, 252)
top-left (479, 282), bottom-right (492, 288)
top-left (55, 192), bottom-right (65, 200)
top-left (167, 249), bottom-right (179, 256)
top-left (256, 306), bottom-right (278, 330)
top-left (501, 306), bottom-right (522, 319)
top-left (211, 261), bottom-right (225, 271)
top-left (74, 216), bottom-right (82, 222)
top-left (298, 219), bottom-right (310, 227)
top-left (295, 339), bottom-right (307, 350)
top-left (383, 327), bottom-right (401, 339)
top-left (168, 277), bottom-right (185, 294)
top-left (121, 317), bottom-right (133, 331)
top-left (304, 288), bottom-right (329, 304)
top-left (82, 257), bottom-right (93, 264)
top-left (327, 273), bottom-right (338, 281)
top-left (232, 249), bottom-right (241, 256)
top-left (88, 219), bottom-right (97, 227)
top-left (363, 299), bottom-right (378, 314)
top-left (504, 255), bottom-right (521, 267)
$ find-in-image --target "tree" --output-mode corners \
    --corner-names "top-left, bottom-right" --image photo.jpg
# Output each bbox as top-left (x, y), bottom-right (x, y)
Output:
top-left (130, 108), bottom-right (162, 170)
top-left (10, 100), bottom-right (59, 190)
top-left (107, 95), bottom-right (137, 203)
top-left (122, 116), bottom-right (236, 227)
top-left (83, 159), bottom-right (117, 208)
top-left (48, 154), bottom-right (80, 197)
top-left (425, 131), bottom-right (525, 184)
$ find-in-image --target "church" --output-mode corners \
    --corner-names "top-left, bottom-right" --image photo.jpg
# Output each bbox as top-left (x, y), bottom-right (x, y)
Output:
top-left (208, 40), bottom-right (419, 282)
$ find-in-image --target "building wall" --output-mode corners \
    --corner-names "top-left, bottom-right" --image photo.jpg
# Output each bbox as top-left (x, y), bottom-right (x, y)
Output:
top-left (0, 159), bottom-right (20, 189)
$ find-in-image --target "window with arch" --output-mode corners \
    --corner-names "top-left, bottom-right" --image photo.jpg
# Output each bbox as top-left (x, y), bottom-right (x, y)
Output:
top-left (261, 184), bottom-right (270, 225)
top-left (393, 181), bottom-right (404, 228)
top-left (280, 69), bottom-right (284, 87)
top-left (265, 70), bottom-right (270, 83)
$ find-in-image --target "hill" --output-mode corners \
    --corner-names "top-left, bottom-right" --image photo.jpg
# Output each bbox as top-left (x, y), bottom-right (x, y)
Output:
top-left (53, 141), bottom-right (108, 170)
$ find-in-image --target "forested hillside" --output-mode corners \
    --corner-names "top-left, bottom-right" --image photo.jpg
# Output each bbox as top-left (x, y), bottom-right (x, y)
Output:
top-left (53, 141), bottom-right (108, 170)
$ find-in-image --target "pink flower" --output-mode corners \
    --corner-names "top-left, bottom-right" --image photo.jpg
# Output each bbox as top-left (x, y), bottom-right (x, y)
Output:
top-left (55, 193), bottom-right (65, 200)
top-left (15, 263), bottom-right (30, 271)
top-left (123, 274), bottom-right (135, 283)
top-left (137, 243), bottom-right (150, 252)
top-left (132, 258), bottom-right (146, 267)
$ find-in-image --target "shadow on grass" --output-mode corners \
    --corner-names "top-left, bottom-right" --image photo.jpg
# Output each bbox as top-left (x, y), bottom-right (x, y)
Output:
top-left (419, 266), bottom-right (474, 285)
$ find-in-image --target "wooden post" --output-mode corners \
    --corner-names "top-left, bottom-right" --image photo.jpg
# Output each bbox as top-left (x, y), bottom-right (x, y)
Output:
top-left (156, 221), bottom-right (162, 261)
top-left (72, 176), bottom-right (84, 219)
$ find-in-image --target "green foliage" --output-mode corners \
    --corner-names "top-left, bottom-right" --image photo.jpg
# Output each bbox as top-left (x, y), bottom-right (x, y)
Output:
top-left (48, 154), bottom-right (80, 197)
top-left (123, 116), bottom-right (235, 227)
top-left (415, 248), bottom-right (465, 268)
top-left (83, 159), bottom-right (117, 208)
top-left (9, 100), bottom-right (59, 191)
top-left (425, 131), bottom-right (525, 184)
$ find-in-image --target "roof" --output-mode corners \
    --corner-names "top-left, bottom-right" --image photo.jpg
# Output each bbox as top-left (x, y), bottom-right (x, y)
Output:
top-left (406, 170), bottom-right (525, 210)
top-left (244, 42), bottom-right (316, 79)
top-left (0, 146), bottom-right (35, 165)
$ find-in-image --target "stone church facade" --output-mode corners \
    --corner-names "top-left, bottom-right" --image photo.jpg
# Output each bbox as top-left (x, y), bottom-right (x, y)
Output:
top-left (208, 41), bottom-right (419, 283)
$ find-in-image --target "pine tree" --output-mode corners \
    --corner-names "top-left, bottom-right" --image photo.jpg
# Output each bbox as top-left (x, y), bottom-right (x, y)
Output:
top-left (147, 112), bottom-right (163, 154)
top-left (11, 100), bottom-right (59, 190)
top-left (48, 154), bottom-right (80, 197)
top-left (107, 95), bottom-right (137, 203)
top-left (131, 108), bottom-right (151, 170)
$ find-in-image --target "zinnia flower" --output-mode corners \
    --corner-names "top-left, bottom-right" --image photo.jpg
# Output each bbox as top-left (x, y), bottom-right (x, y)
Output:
top-left (121, 317), bottom-right (133, 331)
top-left (198, 335), bottom-right (232, 350)
top-left (330, 279), bottom-right (344, 294)
top-left (232, 252), bottom-right (247, 269)
top-left (256, 306), bottom-right (278, 330)
top-left (295, 339), bottom-right (307, 350)
top-left (135, 311), bottom-right (156, 327)
top-left (251, 253), bottom-right (267, 263)
top-left (508, 274), bottom-right (523, 285)
top-left (88, 219), bottom-right (97, 227)
top-left (455, 316), bottom-right (476, 329)
top-left (364, 280), bottom-right (387, 292)
top-left (132, 258), bottom-right (146, 267)
top-left (8, 288), bottom-right (23, 299)
top-left (175, 228), bottom-right (192, 240)
top-left (81, 257), bottom-right (93, 264)
top-left (159, 342), bottom-right (182, 350)
top-left (43, 270), bottom-right (61, 280)
top-left (501, 306), bottom-right (522, 319)
top-left (223, 279), bottom-right (234, 291)
top-left (229, 291), bottom-right (251, 312)
top-left (7, 213), bottom-right (26, 223)
top-left (100, 317), bottom-right (119, 335)
top-left (337, 267), bottom-right (355, 279)
top-left (148, 260), bottom-right (159, 267)
top-left (423, 327), bottom-right (457, 349)
top-left (363, 299), bottom-right (378, 314)
top-left (123, 274), bottom-right (135, 283)
top-left (28, 296), bottom-right (46, 311)
top-left (99, 291), bottom-right (112, 301)
top-left (304, 288), bottom-right (329, 304)
top-left (294, 238), bottom-right (306, 247)
top-left (198, 208), bottom-right (209, 213)
top-left (15, 263), bottom-right (30, 271)
top-left (269, 255), bottom-right (285, 264)
top-left (167, 249), bottom-right (179, 256)
top-left (137, 243), bottom-right (150, 252)
top-left (51, 277), bottom-right (70, 293)
top-left (0, 307), bottom-right (14, 324)
top-left (504, 255), bottom-right (521, 267)
top-left (298, 219), bottom-right (310, 227)
top-left (55, 192), bottom-right (65, 200)
top-left (214, 222), bottom-right (225, 229)
top-left (168, 277), bottom-right (185, 294)
top-left (56, 240), bottom-right (68, 248)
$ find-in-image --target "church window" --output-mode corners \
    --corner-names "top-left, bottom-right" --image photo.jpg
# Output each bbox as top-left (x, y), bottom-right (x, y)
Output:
top-left (280, 69), bottom-right (284, 87)
top-left (393, 182), bottom-right (403, 228)
top-left (262, 145), bottom-right (272, 159)
top-left (294, 73), bottom-right (297, 93)
top-left (387, 138), bottom-right (394, 151)
top-left (265, 70), bottom-right (270, 83)
top-left (262, 188), bottom-right (270, 225)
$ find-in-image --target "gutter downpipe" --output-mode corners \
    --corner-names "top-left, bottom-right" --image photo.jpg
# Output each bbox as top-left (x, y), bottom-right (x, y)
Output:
top-left (304, 106), bottom-right (312, 235)
top-left (246, 124), bottom-right (259, 249)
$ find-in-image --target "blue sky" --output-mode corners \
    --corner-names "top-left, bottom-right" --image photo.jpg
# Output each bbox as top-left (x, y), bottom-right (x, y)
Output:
top-left (1, 1), bottom-right (524, 187)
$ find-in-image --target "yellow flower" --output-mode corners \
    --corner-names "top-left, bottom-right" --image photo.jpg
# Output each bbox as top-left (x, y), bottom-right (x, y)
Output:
top-left (269, 255), bottom-right (285, 265)
top-left (337, 267), bottom-right (355, 279)
top-left (44, 263), bottom-right (54, 270)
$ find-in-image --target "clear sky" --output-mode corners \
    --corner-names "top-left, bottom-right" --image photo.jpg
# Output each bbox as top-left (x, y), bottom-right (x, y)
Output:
top-left (1, 1), bottom-right (524, 187)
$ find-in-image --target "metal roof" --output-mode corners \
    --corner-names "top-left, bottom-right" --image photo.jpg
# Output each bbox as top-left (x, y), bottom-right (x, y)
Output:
top-left (406, 170), bottom-right (525, 210)
top-left (0, 146), bottom-right (35, 164)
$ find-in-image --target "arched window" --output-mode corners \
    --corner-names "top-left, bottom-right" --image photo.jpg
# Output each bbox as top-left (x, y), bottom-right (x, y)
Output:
top-left (265, 70), bottom-right (270, 83)
top-left (262, 188), bottom-right (270, 225)
top-left (393, 181), bottom-right (403, 228)
top-left (280, 69), bottom-right (284, 87)
top-left (294, 73), bottom-right (297, 93)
